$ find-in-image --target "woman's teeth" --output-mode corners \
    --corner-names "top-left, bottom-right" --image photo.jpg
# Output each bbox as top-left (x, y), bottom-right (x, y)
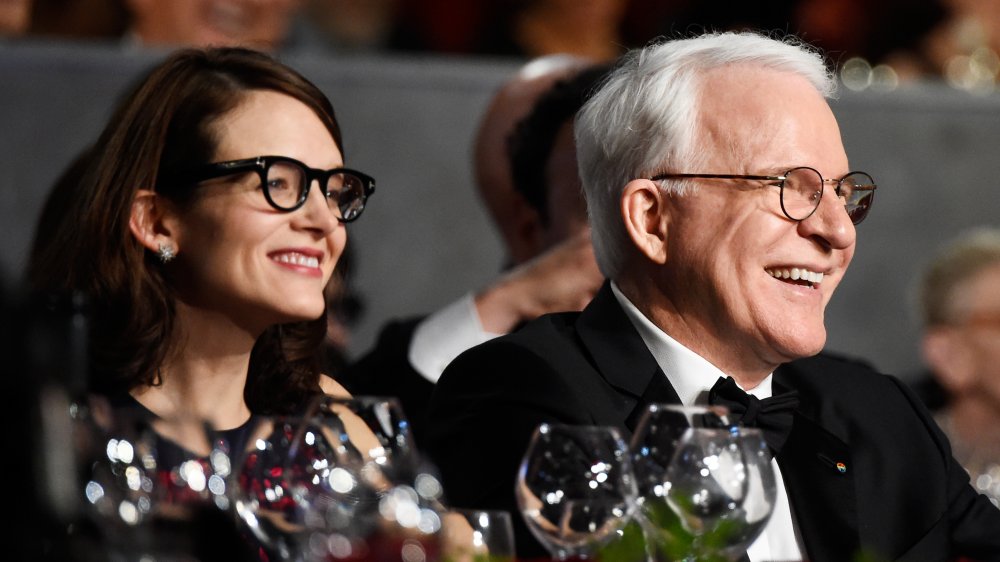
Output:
top-left (273, 253), bottom-right (319, 268)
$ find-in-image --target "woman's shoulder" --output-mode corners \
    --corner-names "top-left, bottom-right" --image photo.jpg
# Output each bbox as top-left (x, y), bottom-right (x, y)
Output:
top-left (318, 374), bottom-right (352, 397)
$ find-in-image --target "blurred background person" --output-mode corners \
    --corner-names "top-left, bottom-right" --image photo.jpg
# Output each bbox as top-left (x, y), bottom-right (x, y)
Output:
top-left (885, 0), bottom-right (1000, 87)
top-left (474, 54), bottom-right (590, 265)
top-left (341, 56), bottom-right (607, 440)
top-left (0, 0), bottom-right (31, 35)
top-left (123, 0), bottom-right (301, 50)
top-left (14, 0), bottom-right (977, 89)
top-left (477, 0), bottom-right (629, 61)
top-left (794, 0), bottom-right (945, 72)
top-left (918, 226), bottom-right (1000, 506)
top-left (295, 0), bottom-right (401, 52)
top-left (27, 0), bottom-right (128, 41)
top-left (26, 0), bottom-right (301, 49)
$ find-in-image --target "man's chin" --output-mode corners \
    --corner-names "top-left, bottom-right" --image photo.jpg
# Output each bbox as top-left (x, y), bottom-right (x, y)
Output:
top-left (770, 331), bottom-right (827, 364)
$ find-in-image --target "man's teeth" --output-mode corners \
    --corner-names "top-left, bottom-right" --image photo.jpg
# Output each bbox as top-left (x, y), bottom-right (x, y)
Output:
top-left (766, 267), bottom-right (824, 284)
top-left (273, 253), bottom-right (319, 268)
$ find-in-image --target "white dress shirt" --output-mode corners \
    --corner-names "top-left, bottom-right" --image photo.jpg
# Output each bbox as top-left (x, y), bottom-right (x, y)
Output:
top-left (610, 282), bottom-right (805, 562)
top-left (408, 293), bottom-right (501, 383)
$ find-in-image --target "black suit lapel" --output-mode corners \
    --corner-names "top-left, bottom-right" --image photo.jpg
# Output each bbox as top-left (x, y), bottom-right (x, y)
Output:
top-left (574, 287), bottom-right (861, 558)
top-left (623, 371), bottom-right (683, 433)
top-left (576, 283), bottom-right (681, 435)
top-left (775, 367), bottom-right (860, 562)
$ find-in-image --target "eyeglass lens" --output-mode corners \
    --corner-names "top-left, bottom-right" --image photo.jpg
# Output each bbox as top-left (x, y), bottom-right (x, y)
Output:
top-left (781, 167), bottom-right (874, 225)
top-left (265, 160), bottom-right (367, 220)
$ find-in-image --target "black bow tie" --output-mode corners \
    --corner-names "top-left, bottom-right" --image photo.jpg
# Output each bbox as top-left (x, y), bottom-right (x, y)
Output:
top-left (708, 376), bottom-right (799, 455)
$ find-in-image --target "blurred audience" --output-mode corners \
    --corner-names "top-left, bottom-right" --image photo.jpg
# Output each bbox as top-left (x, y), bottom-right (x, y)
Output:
top-left (14, 0), bottom-right (1000, 90)
top-left (28, 0), bottom-right (127, 41)
top-left (794, 0), bottom-right (944, 63)
top-left (25, 0), bottom-right (301, 49)
top-left (477, 0), bottom-right (629, 61)
top-left (123, 0), bottom-right (300, 50)
top-left (917, 226), bottom-right (1000, 505)
top-left (296, 0), bottom-right (401, 52)
top-left (340, 56), bottom-right (607, 439)
top-left (0, 0), bottom-right (31, 35)
top-left (474, 54), bottom-right (590, 265)
top-left (886, 0), bottom-right (1000, 88)
top-left (385, 0), bottom-right (487, 53)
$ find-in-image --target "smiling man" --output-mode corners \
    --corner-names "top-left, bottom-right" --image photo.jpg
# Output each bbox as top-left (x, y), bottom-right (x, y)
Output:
top-left (425, 32), bottom-right (1000, 561)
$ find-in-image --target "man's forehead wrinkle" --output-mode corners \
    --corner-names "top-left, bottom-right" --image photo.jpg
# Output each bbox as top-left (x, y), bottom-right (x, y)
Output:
top-left (695, 96), bottom-right (774, 173)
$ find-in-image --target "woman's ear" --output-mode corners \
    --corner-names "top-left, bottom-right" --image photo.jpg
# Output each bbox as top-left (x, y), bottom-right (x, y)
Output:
top-left (621, 179), bottom-right (669, 265)
top-left (129, 189), bottom-right (179, 257)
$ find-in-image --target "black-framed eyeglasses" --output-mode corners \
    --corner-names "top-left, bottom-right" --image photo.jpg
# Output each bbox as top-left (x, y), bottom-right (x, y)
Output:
top-left (650, 166), bottom-right (876, 225)
top-left (173, 155), bottom-right (376, 222)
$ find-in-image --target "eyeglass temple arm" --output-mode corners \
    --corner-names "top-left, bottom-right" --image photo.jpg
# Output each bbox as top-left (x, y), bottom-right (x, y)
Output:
top-left (650, 173), bottom-right (782, 182)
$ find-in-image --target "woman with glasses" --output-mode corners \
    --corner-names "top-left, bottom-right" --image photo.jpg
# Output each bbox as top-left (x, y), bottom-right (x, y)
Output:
top-left (30, 47), bottom-right (374, 426)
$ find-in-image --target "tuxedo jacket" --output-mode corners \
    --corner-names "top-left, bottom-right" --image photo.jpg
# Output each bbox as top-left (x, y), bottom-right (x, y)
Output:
top-left (424, 283), bottom-right (1000, 561)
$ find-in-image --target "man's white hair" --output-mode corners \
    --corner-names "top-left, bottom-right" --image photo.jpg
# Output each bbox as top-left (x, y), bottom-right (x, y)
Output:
top-left (574, 31), bottom-right (835, 278)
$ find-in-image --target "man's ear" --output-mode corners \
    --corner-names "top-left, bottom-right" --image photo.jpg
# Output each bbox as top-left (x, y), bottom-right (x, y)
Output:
top-left (621, 178), bottom-right (669, 265)
top-left (922, 328), bottom-right (975, 394)
top-left (506, 195), bottom-right (545, 265)
top-left (129, 189), bottom-right (179, 255)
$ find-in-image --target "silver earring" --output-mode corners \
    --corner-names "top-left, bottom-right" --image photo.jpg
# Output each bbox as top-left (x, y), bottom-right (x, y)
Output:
top-left (157, 243), bottom-right (176, 263)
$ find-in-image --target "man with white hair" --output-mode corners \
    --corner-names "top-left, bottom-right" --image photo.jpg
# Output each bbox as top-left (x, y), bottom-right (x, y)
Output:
top-left (426, 32), bottom-right (1000, 561)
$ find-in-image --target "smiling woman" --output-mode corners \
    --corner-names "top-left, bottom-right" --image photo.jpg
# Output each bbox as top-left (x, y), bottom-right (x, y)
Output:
top-left (29, 47), bottom-right (373, 426)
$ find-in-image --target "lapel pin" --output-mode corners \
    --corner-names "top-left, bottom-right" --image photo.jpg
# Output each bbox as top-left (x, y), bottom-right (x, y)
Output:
top-left (818, 453), bottom-right (848, 474)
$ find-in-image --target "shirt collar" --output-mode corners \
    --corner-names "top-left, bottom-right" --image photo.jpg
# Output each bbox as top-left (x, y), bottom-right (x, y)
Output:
top-left (609, 281), bottom-right (773, 404)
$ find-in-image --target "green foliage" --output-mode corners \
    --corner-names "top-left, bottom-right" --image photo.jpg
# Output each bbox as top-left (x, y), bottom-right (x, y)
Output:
top-left (594, 519), bottom-right (648, 562)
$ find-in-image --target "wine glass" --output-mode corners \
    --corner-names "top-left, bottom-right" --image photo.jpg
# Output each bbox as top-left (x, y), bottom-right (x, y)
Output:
top-left (664, 426), bottom-right (776, 561)
top-left (441, 508), bottom-right (515, 562)
top-left (713, 427), bottom-right (776, 560)
top-left (231, 414), bottom-right (380, 561)
top-left (630, 404), bottom-right (775, 561)
top-left (231, 414), bottom-right (443, 562)
top-left (516, 423), bottom-right (637, 560)
top-left (303, 395), bottom-right (446, 561)
top-left (77, 405), bottom-right (245, 560)
top-left (630, 404), bottom-right (727, 561)
top-left (230, 415), bottom-right (308, 560)
top-left (303, 394), bottom-right (425, 489)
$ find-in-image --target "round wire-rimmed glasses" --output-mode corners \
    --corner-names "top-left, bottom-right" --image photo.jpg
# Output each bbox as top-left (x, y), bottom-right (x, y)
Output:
top-left (651, 166), bottom-right (876, 225)
top-left (172, 155), bottom-right (376, 222)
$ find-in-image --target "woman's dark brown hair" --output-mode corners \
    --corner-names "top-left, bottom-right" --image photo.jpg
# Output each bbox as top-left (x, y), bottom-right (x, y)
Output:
top-left (32, 47), bottom-right (343, 413)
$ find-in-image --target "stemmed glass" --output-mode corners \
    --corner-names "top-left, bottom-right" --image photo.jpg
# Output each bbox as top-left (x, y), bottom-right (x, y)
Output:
top-left (302, 394), bottom-right (445, 560)
top-left (516, 423), bottom-right (637, 560)
top-left (231, 414), bottom-right (385, 561)
top-left (302, 394), bottom-right (426, 490)
top-left (76, 403), bottom-right (246, 560)
top-left (231, 402), bottom-right (445, 562)
top-left (231, 415), bottom-right (316, 560)
top-left (630, 404), bottom-right (776, 561)
top-left (441, 508), bottom-right (516, 562)
top-left (666, 426), bottom-right (775, 560)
